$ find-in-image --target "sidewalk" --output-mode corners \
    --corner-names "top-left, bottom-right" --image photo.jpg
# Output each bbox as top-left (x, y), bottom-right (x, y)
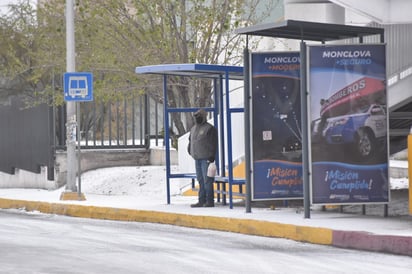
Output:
top-left (0, 187), bottom-right (411, 257)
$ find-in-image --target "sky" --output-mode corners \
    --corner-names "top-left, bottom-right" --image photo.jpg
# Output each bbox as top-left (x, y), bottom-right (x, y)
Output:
top-left (0, 0), bottom-right (18, 15)
top-left (0, 0), bottom-right (36, 15)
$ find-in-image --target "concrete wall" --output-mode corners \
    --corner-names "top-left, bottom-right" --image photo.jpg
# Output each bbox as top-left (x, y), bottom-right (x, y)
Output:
top-left (0, 167), bottom-right (58, 190)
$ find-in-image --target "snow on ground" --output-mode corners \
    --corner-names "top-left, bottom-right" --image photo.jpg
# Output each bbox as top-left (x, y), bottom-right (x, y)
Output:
top-left (390, 160), bottom-right (409, 190)
top-left (74, 165), bottom-right (199, 208)
top-left (74, 161), bottom-right (411, 218)
top-left (80, 165), bottom-right (185, 197)
top-left (79, 160), bottom-right (409, 197)
top-left (0, 161), bottom-right (411, 237)
top-left (391, 177), bottom-right (409, 190)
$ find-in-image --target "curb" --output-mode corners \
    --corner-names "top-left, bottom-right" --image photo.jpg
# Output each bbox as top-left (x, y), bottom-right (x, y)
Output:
top-left (332, 230), bottom-right (412, 256)
top-left (0, 198), bottom-right (411, 257)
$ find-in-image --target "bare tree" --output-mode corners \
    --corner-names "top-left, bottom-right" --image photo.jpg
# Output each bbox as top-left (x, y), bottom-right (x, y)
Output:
top-left (1, 0), bottom-right (280, 135)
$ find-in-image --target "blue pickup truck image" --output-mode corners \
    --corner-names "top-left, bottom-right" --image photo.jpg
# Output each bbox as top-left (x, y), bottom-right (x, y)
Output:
top-left (312, 104), bottom-right (387, 159)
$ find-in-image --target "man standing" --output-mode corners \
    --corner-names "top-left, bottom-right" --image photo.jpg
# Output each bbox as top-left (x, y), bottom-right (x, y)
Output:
top-left (187, 109), bottom-right (218, 207)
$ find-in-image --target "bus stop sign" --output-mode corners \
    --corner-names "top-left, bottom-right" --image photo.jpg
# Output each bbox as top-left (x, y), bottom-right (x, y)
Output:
top-left (64, 72), bottom-right (93, 101)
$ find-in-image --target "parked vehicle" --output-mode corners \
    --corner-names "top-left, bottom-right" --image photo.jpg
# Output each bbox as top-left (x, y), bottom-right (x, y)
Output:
top-left (312, 104), bottom-right (387, 159)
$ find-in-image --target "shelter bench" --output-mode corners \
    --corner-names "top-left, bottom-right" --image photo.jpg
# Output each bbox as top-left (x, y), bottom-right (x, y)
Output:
top-left (191, 175), bottom-right (246, 206)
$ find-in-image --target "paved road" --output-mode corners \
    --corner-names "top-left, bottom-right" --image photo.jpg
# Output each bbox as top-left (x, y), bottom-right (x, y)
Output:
top-left (0, 209), bottom-right (411, 274)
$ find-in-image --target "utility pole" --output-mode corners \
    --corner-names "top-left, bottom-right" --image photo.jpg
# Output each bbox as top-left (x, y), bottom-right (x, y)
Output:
top-left (60, 0), bottom-right (82, 200)
top-left (65, 0), bottom-right (76, 192)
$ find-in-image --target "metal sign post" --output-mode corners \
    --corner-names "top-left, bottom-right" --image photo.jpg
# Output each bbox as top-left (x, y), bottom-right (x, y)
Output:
top-left (62, 72), bottom-right (93, 201)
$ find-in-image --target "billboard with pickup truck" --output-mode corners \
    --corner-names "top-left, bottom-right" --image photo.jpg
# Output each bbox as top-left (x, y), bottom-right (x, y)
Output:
top-left (309, 44), bottom-right (389, 205)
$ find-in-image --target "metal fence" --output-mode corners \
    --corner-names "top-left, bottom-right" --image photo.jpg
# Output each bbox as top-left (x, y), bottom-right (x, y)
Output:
top-left (0, 93), bottom-right (164, 181)
top-left (55, 94), bottom-right (164, 149)
top-left (0, 96), bottom-right (54, 179)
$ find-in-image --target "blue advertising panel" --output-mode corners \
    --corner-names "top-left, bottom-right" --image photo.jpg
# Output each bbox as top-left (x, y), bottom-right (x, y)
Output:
top-left (64, 72), bottom-right (93, 102)
top-left (309, 44), bottom-right (389, 204)
top-left (251, 52), bottom-right (303, 200)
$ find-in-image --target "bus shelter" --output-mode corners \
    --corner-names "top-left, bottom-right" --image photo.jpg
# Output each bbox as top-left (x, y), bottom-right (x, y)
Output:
top-left (236, 19), bottom-right (385, 217)
top-left (135, 63), bottom-right (244, 208)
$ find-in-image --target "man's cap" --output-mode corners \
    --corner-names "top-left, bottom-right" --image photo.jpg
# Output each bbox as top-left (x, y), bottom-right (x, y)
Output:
top-left (194, 108), bottom-right (207, 118)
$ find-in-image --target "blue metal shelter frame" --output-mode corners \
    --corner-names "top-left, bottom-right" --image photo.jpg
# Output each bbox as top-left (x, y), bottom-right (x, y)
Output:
top-left (135, 63), bottom-right (244, 208)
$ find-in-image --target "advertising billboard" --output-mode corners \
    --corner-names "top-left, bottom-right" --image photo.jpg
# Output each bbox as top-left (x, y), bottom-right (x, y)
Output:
top-left (309, 44), bottom-right (389, 204)
top-left (251, 52), bottom-right (303, 200)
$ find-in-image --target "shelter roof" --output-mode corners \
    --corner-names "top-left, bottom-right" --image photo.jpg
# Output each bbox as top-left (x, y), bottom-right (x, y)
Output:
top-left (235, 20), bottom-right (384, 42)
top-left (135, 63), bottom-right (243, 80)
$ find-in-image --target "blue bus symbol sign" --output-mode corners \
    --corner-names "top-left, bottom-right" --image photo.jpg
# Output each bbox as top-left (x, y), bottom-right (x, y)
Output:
top-left (69, 76), bottom-right (87, 98)
top-left (64, 72), bottom-right (93, 101)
